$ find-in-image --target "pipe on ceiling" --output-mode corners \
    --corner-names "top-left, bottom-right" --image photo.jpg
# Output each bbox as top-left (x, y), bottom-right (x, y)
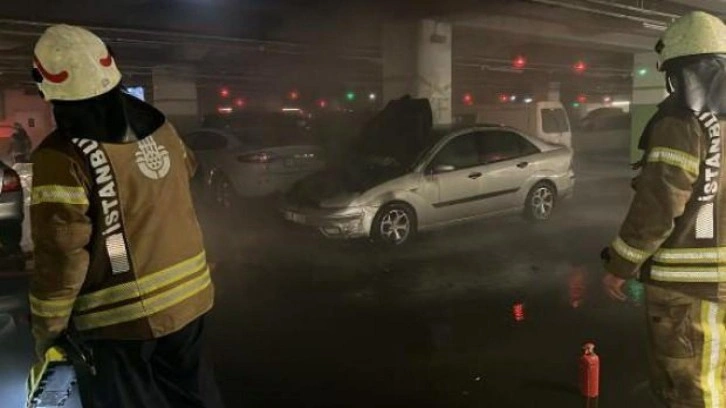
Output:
top-left (527, 0), bottom-right (668, 27)
top-left (584, 0), bottom-right (679, 20)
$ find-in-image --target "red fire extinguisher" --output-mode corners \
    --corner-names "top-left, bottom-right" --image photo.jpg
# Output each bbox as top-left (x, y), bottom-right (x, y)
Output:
top-left (579, 342), bottom-right (600, 407)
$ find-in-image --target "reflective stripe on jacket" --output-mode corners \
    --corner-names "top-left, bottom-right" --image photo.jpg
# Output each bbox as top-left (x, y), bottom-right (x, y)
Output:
top-left (605, 96), bottom-right (726, 300)
top-left (29, 121), bottom-right (213, 342)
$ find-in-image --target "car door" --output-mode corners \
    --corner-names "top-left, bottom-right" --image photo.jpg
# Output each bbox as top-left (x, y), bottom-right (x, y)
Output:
top-left (477, 130), bottom-right (541, 211)
top-left (425, 132), bottom-right (487, 223)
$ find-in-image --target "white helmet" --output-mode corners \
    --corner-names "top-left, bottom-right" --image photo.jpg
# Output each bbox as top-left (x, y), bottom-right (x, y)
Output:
top-left (657, 11), bottom-right (726, 70)
top-left (33, 25), bottom-right (122, 101)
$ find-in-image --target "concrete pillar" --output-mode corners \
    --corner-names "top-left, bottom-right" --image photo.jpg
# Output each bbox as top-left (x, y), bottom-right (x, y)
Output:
top-left (533, 82), bottom-right (561, 102)
top-left (631, 52), bottom-right (667, 162)
top-left (152, 66), bottom-right (199, 134)
top-left (383, 20), bottom-right (452, 125)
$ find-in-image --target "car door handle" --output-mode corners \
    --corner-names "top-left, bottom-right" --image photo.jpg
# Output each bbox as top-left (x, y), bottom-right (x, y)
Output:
top-left (468, 172), bottom-right (482, 179)
top-left (517, 162), bottom-right (529, 169)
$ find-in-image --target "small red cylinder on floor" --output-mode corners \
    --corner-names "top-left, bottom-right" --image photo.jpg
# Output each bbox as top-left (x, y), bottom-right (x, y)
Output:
top-left (579, 342), bottom-right (600, 399)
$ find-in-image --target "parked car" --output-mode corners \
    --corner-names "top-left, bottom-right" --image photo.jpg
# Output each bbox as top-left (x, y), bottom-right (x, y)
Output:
top-left (580, 107), bottom-right (630, 131)
top-left (456, 101), bottom-right (572, 147)
top-left (0, 161), bottom-right (24, 263)
top-left (283, 97), bottom-right (574, 246)
top-left (186, 113), bottom-right (326, 206)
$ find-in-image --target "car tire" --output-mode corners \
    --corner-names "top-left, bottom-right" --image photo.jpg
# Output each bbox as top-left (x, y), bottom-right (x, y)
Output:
top-left (524, 182), bottom-right (556, 222)
top-left (371, 203), bottom-right (417, 247)
top-left (212, 173), bottom-right (235, 211)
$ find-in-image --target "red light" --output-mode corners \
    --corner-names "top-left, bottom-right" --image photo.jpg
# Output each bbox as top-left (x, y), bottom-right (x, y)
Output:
top-left (577, 94), bottom-right (588, 104)
top-left (573, 60), bottom-right (587, 74)
top-left (219, 87), bottom-right (230, 98)
top-left (513, 302), bottom-right (525, 322)
top-left (234, 98), bottom-right (246, 108)
top-left (512, 55), bottom-right (527, 70)
top-left (317, 99), bottom-right (328, 108)
top-left (1, 168), bottom-right (21, 192)
top-left (289, 90), bottom-right (300, 101)
top-left (499, 94), bottom-right (509, 103)
top-left (462, 93), bottom-right (474, 106)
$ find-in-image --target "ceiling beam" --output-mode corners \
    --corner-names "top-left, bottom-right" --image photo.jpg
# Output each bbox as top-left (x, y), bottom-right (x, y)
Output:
top-left (456, 14), bottom-right (656, 53)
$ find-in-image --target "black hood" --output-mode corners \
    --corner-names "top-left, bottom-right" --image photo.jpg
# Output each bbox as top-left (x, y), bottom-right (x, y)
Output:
top-left (354, 95), bottom-right (433, 167)
top-left (665, 54), bottom-right (726, 114)
top-left (52, 86), bottom-right (166, 144)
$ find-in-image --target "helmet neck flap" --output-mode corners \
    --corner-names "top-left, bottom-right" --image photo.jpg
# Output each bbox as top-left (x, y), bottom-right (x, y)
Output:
top-left (52, 86), bottom-right (165, 144)
top-left (664, 54), bottom-right (726, 115)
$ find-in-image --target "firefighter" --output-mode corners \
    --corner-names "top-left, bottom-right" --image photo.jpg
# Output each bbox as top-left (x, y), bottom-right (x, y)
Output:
top-left (9, 122), bottom-right (31, 163)
top-left (602, 11), bottom-right (726, 407)
top-left (29, 24), bottom-right (223, 408)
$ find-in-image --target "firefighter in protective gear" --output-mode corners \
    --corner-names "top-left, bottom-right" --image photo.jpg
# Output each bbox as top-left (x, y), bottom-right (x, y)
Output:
top-left (602, 11), bottom-right (726, 407)
top-left (29, 24), bottom-right (223, 408)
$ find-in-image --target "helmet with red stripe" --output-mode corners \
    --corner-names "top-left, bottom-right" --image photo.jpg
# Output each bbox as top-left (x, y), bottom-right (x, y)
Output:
top-left (32, 25), bottom-right (122, 101)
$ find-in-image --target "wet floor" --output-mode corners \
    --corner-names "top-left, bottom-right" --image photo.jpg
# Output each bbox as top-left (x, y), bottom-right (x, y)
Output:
top-left (0, 146), bottom-right (658, 408)
top-left (201, 148), bottom-right (659, 407)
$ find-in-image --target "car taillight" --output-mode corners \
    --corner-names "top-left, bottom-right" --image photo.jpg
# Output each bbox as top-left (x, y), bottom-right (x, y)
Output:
top-left (1, 169), bottom-right (21, 193)
top-left (238, 152), bottom-right (276, 164)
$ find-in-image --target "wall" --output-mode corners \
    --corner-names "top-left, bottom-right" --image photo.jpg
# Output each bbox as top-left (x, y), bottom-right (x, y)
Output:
top-left (2, 88), bottom-right (54, 149)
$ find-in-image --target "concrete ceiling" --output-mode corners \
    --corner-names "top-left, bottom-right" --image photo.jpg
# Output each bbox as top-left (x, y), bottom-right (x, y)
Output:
top-left (0, 0), bottom-right (717, 104)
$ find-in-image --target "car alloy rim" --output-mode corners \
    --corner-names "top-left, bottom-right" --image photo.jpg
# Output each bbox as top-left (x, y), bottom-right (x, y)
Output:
top-left (531, 187), bottom-right (554, 219)
top-left (217, 179), bottom-right (232, 209)
top-left (380, 209), bottom-right (410, 243)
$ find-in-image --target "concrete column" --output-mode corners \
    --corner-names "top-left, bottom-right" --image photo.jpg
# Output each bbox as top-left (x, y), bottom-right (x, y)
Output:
top-left (383, 20), bottom-right (452, 125)
top-left (152, 66), bottom-right (199, 134)
top-left (533, 82), bottom-right (561, 102)
top-left (631, 52), bottom-right (667, 162)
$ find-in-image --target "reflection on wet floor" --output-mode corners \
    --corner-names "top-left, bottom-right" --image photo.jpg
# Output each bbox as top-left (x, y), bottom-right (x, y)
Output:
top-left (196, 150), bottom-right (658, 407)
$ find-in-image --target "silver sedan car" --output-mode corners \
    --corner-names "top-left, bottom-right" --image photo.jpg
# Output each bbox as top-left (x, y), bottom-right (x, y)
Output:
top-left (0, 161), bottom-right (24, 259)
top-left (283, 125), bottom-right (575, 246)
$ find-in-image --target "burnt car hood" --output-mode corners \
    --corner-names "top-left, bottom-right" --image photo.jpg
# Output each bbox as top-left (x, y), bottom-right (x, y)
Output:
top-left (286, 96), bottom-right (432, 208)
top-left (286, 159), bottom-right (405, 208)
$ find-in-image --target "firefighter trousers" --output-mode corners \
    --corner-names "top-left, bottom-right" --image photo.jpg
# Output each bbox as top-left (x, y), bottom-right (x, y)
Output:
top-left (646, 284), bottom-right (726, 408)
top-left (81, 316), bottom-right (225, 408)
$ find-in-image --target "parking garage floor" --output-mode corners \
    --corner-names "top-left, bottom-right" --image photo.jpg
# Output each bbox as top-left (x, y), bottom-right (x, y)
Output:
top-left (197, 147), bottom-right (660, 407)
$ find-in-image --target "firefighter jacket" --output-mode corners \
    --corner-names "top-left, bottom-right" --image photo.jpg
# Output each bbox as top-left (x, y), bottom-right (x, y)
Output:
top-left (605, 96), bottom-right (726, 301)
top-left (29, 117), bottom-right (214, 344)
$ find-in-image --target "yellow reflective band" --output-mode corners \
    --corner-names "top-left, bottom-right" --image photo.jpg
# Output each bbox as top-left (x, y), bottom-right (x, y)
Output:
top-left (651, 266), bottom-right (726, 282)
top-left (31, 185), bottom-right (88, 206)
top-left (647, 147), bottom-right (700, 176)
top-left (75, 251), bottom-right (206, 312)
top-left (654, 247), bottom-right (726, 264)
top-left (612, 237), bottom-right (650, 264)
top-left (73, 267), bottom-right (211, 331)
top-left (29, 294), bottom-right (75, 318)
top-left (701, 302), bottom-right (726, 408)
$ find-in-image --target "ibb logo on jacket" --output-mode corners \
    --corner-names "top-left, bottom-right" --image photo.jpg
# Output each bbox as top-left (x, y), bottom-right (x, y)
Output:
top-left (135, 136), bottom-right (171, 180)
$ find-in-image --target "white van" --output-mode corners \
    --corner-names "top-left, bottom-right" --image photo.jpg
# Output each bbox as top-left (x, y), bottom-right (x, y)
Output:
top-left (455, 101), bottom-right (572, 147)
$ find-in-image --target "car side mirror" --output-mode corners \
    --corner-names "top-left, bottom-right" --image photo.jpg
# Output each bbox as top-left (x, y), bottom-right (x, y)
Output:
top-left (432, 164), bottom-right (456, 174)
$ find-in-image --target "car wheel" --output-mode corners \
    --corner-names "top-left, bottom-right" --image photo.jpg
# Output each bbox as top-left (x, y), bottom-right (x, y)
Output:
top-left (372, 203), bottom-right (417, 246)
top-left (212, 174), bottom-right (235, 210)
top-left (525, 182), bottom-right (556, 222)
